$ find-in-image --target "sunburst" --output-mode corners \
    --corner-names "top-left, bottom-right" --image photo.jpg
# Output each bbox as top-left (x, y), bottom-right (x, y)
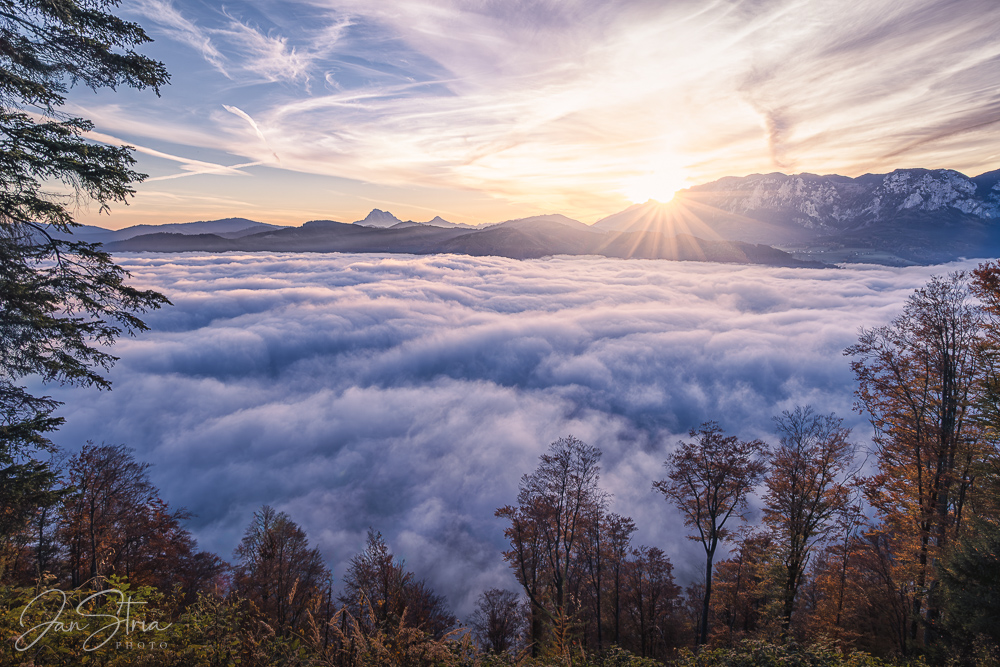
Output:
top-left (620, 167), bottom-right (688, 204)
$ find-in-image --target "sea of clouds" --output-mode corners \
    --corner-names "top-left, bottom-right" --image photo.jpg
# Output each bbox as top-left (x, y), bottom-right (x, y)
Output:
top-left (40, 252), bottom-right (981, 616)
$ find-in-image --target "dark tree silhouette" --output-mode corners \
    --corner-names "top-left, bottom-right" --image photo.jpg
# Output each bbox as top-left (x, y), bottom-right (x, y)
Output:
top-left (339, 528), bottom-right (455, 639)
top-left (763, 406), bottom-right (855, 636)
top-left (653, 422), bottom-right (767, 645)
top-left (469, 588), bottom-right (524, 655)
top-left (233, 505), bottom-right (331, 636)
top-left (0, 0), bottom-right (169, 559)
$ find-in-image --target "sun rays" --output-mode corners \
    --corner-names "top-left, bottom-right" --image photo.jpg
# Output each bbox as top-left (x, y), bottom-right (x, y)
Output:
top-left (62, 0), bottom-right (1000, 227)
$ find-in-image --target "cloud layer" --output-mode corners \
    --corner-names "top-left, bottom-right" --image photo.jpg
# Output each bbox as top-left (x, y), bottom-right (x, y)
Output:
top-left (44, 253), bottom-right (980, 615)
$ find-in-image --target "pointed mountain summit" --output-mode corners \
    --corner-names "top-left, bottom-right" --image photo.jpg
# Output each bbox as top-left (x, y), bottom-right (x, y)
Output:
top-left (414, 215), bottom-right (485, 229)
top-left (415, 215), bottom-right (478, 228)
top-left (353, 209), bottom-right (402, 228)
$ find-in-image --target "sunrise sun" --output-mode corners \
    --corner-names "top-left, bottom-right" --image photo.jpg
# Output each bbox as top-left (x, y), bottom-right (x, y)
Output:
top-left (621, 168), bottom-right (689, 204)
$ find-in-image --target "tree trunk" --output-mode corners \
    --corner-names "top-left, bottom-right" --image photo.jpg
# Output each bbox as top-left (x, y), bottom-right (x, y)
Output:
top-left (700, 549), bottom-right (715, 646)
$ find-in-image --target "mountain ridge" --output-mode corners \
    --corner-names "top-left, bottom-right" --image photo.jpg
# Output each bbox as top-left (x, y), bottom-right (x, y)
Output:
top-left (57, 166), bottom-right (1000, 266)
top-left (597, 167), bottom-right (1000, 264)
top-left (105, 216), bottom-right (822, 268)
top-left (39, 218), bottom-right (286, 243)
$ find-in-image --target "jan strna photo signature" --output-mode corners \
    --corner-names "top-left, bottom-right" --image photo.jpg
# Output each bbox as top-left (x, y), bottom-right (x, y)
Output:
top-left (14, 588), bottom-right (172, 652)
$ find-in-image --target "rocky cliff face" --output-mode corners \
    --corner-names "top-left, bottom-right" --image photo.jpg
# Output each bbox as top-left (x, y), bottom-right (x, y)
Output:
top-left (685, 169), bottom-right (1000, 233)
top-left (655, 168), bottom-right (1000, 263)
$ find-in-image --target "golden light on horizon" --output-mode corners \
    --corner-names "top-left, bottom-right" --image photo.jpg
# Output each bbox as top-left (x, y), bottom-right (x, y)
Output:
top-left (62, 0), bottom-right (1000, 229)
top-left (620, 167), bottom-right (689, 205)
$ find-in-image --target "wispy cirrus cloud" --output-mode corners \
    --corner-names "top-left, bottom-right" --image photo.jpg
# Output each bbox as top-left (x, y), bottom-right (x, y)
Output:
top-left (130, 0), bottom-right (230, 76)
top-left (93, 0), bottom-right (1000, 226)
top-left (84, 129), bottom-right (266, 180)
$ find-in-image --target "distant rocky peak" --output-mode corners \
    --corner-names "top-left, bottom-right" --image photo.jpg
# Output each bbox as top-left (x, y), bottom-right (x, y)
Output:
top-left (682, 167), bottom-right (999, 225)
top-left (354, 209), bottom-right (402, 228)
top-left (870, 169), bottom-right (992, 218)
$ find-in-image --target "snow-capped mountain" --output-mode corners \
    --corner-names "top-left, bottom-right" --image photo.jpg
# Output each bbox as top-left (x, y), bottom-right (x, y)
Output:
top-left (60, 168), bottom-right (1000, 266)
top-left (682, 168), bottom-right (999, 231)
top-left (596, 168), bottom-right (1000, 263)
top-left (352, 209), bottom-right (403, 228)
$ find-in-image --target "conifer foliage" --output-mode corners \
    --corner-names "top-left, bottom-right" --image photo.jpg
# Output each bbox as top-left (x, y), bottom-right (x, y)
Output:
top-left (0, 0), bottom-right (169, 555)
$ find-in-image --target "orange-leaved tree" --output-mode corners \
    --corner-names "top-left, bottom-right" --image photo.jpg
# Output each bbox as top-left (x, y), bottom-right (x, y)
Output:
top-left (653, 422), bottom-right (767, 646)
top-left (847, 272), bottom-right (986, 647)
top-left (233, 505), bottom-right (331, 636)
top-left (496, 435), bottom-right (603, 657)
top-left (763, 406), bottom-right (856, 638)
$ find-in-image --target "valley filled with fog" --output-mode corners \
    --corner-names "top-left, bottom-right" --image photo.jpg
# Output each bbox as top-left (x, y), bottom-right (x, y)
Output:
top-left (38, 252), bottom-right (981, 615)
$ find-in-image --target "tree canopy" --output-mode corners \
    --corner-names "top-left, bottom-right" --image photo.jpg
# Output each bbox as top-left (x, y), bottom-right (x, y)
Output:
top-left (653, 422), bottom-right (767, 646)
top-left (0, 0), bottom-right (170, 550)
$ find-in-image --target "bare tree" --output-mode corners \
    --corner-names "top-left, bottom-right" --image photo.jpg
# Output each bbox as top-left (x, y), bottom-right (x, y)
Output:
top-left (496, 435), bottom-right (603, 656)
top-left (469, 588), bottom-right (524, 655)
top-left (653, 423), bottom-right (767, 645)
top-left (763, 406), bottom-right (856, 636)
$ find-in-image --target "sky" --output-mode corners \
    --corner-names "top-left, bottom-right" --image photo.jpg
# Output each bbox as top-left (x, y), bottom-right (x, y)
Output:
top-left (63, 0), bottom-right (1000, 228)
top-left (40, 252), bottom-right (980, 616)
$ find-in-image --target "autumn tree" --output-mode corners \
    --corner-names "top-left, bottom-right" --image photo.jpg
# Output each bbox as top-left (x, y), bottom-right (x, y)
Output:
top-left (971, 261), bottom-right (1000, 437)
top-left (58, 442), bottom-right (221, 594)
top-left (577, 498), bottom-right (608, 651)
top-left (763, 407), bottom-right (856, 637)
top-left (468, 588), bottom-right (524, 655)
top-left (970, 261), bottom-right (1000, 519)
top-left (339, 528), bottom-right (455, 639)
top-left (61, 442), bottom-right (154, 586)
top-left (847, 271), bottom-right (985, 645)
top-left (710, 528), bottom-right (780, 644)
top-left (851, 528), bottom-right (914, 656)
top-left (621, 545), bottom-right (680, 659)
top-left (399, 579), bottom-right (457, 640)
top-left (233, 505), bottom-right (332, 636)
top-left (496, 435), bottom-right (603, 657)
top-left (574, 506), bottom-right (644, 654)
top-left (0, 0), bottom-right (170, 583)
top-left (802, 503), bottom-right (865, 646)
top-left (653, 422), bottom-right (767, 646)
top-left (606, 512), bottom-right (636, 647)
